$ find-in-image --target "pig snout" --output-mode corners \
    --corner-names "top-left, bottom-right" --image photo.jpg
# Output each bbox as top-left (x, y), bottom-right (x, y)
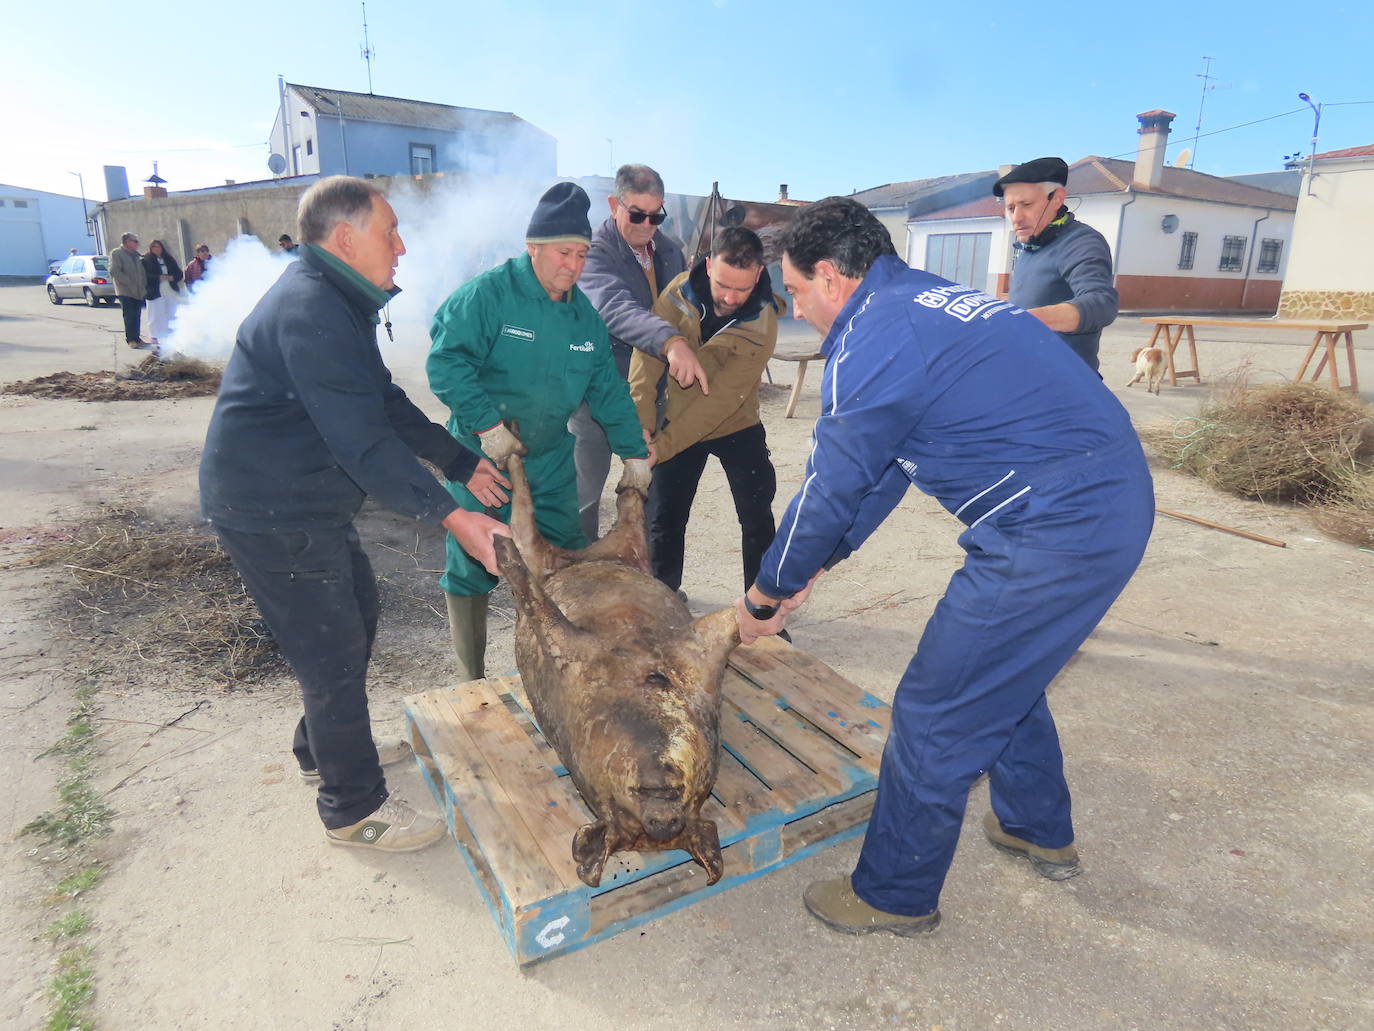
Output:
top-left (640, 805), bottom-right (686, 842)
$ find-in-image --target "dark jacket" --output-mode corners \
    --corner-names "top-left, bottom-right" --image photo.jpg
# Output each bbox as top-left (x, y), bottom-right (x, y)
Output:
top-left (184, 255), bottom-right (211, 289)
top-left (1008, 215), bottom-right (1118, 371)
top-left (200, 244), bottom-right (478, 533)
top-left (579, 216), bottom-right (686, 378)
top-left (142, 250), bottom-right (183, 300)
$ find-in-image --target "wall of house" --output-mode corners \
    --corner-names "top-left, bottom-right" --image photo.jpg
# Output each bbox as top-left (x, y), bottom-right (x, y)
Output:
top-left (1112, 193), bottom-right (1292, 311)
top-left (904, 216), bottom-right (1007, 295)
top-left (0, 185), bottom-right (97, 276)
top-left (1279, 156), bottom-right (1374, 319)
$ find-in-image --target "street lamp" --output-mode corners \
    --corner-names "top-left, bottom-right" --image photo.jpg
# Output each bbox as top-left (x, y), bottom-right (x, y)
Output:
top-left (1298, 92), bottom-right (1322, 196)
top-left (67, 170), bottom-right (92, 249)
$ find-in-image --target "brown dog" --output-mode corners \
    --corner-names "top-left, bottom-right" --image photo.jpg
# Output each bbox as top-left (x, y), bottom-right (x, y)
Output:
top-left (1126, 346), bottom-right (1165, 395)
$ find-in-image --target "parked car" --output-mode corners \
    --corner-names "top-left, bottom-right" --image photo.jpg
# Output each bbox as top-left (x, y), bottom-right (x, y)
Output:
top-left (46, 255), bottom-right (117, 307)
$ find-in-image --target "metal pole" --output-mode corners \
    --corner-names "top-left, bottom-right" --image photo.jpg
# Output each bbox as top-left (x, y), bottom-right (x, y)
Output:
top-left (68, 171), bottom-right (91, 247)
top-left (1298, 93), bottom-right (1321, 197)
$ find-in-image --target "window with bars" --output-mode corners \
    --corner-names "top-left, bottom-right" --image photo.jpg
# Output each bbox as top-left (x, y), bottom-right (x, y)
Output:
top-left (1219, 235), bottom-right (1247, 272)
top-left (1257, 238), bottom-right (1283, 274)
top-left (1178, 231), bottom-right (1198, 270)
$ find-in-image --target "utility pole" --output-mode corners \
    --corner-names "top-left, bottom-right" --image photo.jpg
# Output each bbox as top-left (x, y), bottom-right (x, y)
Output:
top-left (1298, 92), bottom-right (1322, 197)
top-left (67, 171), bottom-right (91, 246)
top-left (1189, 56), bottom-right (1217, 169)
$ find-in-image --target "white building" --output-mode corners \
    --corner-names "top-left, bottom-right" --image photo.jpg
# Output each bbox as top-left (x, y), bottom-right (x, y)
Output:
top-left (1279, 143), bottom-right (1374, 320)
top-left (899, 111), bottom-right (1298, 312)
top-left (0, 184), bottom-right (98, 276)
top-left (266, 81), bottom-right (556, 182)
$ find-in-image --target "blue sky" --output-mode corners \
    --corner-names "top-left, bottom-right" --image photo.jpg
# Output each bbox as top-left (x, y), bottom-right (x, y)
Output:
top-left (6, 0), bottom-right (1372, 203)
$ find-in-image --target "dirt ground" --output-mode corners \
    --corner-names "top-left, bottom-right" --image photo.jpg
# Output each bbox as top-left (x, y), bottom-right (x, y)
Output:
top-left (2, 282), bottom-right (1372, 1030)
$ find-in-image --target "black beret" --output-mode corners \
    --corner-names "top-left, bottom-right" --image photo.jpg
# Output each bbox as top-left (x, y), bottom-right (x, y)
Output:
top-left (526, 182), bottom-right (592, 245)
top-left (992, 157), bottom-right (1069, 197)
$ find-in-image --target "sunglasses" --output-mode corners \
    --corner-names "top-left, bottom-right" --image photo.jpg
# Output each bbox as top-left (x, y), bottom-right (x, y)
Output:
top-left (624, 207), bottom-right (667, 226)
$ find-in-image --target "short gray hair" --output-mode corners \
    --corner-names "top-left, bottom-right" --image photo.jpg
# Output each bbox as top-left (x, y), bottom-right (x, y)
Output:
top-left (297, 176), bottom-right (382, 244)
top-left (121, 232), bottom-right (139, 244)
top-left (1036, 181), bottom-right (1065, 198)
top-left (614, 164), bottom-right (665, 200)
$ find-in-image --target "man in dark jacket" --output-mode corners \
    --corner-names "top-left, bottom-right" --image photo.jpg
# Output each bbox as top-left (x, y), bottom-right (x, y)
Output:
top-left (570, 163), bottom-right (706, 541)
top-left (200, 175), bottom-right (510, 854)
top-left (996, 157), bottom-right (1119, 371)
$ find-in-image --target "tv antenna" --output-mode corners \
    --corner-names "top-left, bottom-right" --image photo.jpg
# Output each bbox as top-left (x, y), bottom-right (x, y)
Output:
top-left (1188, 56), bottom-right (1223, 169)
top-left (360, 1), bottom-right (377, 94)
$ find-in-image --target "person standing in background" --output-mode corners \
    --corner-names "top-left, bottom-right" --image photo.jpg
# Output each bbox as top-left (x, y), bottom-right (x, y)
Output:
top-left (141, 240), bottom-right (183, 350)
top-left (109, 232), bottom-right (146, 348)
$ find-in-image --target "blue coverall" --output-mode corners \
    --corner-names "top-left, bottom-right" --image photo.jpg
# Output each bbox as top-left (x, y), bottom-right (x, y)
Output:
top-left (755, 255), bottom-right (1155, 916)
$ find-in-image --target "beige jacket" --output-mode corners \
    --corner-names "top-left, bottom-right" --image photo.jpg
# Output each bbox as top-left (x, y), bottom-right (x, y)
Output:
top-left (628, 266), bottom-right (781, 464)
top-left (109, 245), bottom-right (146, 299)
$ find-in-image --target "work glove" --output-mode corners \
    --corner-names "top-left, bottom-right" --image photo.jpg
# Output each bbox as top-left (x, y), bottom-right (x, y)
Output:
top-left (477, 422), bottom-right (523, 466)
top-left (617, 457), bottom-right (653, 496)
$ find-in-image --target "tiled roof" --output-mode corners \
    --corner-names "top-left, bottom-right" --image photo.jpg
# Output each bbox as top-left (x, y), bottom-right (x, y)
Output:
top-left (910, 196), bottom-right (1003, 221)
top-left (1312, 143), bottom-right (1374, 160)
top-left (287, 84), bottom-right (551, 138)
top-left (1068, 157), bottom-right (1297, 210)
top-left (912, 155), bottom-right (1297, 221)
top-left (849, 171), bottom-right (994, 209)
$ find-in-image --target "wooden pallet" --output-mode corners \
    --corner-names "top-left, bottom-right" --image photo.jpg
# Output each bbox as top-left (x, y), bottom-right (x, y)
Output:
top-left (404, 637), bottom-right (890, 965)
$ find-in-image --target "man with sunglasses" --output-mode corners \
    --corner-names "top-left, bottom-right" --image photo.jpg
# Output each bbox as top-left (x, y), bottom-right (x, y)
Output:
top-left (571, 164), bottom-right (706, 541)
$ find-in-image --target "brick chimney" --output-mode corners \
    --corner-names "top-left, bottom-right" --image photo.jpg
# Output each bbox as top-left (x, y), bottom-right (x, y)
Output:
top-left (142, 185), bottom-right (168, 199)
top-left (1134, 109), bottom-right (1175, 189)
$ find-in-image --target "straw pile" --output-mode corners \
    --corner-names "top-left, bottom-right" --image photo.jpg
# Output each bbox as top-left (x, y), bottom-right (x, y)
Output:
top-left (4, 353), bottom-right (220, 401)
top-left (1142, 380), bottom-right (1374, 547)
top-left (23, 506), bottom-right (286, 687)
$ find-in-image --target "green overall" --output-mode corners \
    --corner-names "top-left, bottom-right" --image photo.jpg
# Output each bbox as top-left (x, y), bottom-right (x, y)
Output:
top-left (427, 254), bottom-right (647, 596)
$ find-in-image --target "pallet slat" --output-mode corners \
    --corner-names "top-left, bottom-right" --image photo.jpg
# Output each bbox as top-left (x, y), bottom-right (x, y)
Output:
top-left (405, 642), bottom-right (890, 964)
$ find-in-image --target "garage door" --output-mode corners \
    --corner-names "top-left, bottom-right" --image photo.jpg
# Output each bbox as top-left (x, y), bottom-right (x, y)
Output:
top-left (0, 219), bottom-right (47, 276)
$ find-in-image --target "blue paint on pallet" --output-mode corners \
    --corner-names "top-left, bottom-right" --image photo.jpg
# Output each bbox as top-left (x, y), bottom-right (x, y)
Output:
top-left (406, 654), bottom-right (889, 966)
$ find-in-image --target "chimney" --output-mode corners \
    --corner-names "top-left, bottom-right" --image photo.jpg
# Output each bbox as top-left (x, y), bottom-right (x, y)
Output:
top-left (778, 184), bottom-right (789, 202)
top-left (1134, 109), bottom-right (1175, 189)
top-left (143, 185), bottom-right (168, 199)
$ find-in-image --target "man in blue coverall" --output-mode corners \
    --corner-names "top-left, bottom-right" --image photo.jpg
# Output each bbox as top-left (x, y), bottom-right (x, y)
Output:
top-left (734, 197), bottom-right (1154, 936)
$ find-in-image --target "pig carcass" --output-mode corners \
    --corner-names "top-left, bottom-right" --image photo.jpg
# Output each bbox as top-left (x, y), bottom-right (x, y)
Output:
top-left (493, 454), bottom-right (740, 887)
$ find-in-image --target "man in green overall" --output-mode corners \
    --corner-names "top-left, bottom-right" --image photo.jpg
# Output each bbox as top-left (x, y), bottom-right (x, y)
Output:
top-left (427, 182), bottom-right (652, 680)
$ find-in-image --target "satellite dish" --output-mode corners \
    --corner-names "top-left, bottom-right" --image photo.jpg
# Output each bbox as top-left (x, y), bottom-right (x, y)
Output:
top-left (1174, 149), bottom-right (1192, 168)
top-left (1161, 214), bottom-right (1180, 234)
top-left (267, 153), bottom-right (287, 175)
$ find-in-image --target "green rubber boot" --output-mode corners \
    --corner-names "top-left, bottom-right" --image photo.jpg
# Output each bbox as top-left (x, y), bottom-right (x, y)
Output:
top-left (444, 592), bottom-right (490, 683)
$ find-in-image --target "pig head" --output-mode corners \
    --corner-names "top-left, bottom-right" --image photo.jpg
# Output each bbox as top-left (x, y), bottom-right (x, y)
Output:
top-left (494, 453), bottom-right (739, 888)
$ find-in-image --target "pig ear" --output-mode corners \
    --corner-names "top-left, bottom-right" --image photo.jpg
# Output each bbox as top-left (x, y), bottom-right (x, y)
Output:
top-left (687, 607), bottom-right (741, 683)
top-left (572, 820), bottom-right (611, 887)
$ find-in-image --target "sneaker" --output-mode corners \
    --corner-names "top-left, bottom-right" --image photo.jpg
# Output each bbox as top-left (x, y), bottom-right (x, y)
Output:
top-left (802, 875), bottom-right (940, 937)
top-left (325, 795), bottom-right (446, 853)
top-left (982, 811), bottom-right (1082, 880)
top-left (299, 735), bottom-right (412, 780)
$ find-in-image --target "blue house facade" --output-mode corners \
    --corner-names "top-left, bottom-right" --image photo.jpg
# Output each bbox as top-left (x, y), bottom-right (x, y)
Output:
top-left (267, 82), bottom-right (556, 182)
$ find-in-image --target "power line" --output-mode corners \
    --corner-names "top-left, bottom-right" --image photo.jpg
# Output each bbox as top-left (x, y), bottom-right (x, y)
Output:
top-left (1103, 100), bottom-right (1374, 163)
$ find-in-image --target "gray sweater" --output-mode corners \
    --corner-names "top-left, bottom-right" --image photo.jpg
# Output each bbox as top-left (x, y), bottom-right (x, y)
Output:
top-left (1009, 217), bottom-right (1118, 371)
top-left (579, 217), bottom-right (686, 378)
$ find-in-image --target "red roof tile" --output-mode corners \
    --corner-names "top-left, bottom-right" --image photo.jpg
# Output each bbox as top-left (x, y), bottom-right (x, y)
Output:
top-left (1312, 143), bottom-right (1374, 160)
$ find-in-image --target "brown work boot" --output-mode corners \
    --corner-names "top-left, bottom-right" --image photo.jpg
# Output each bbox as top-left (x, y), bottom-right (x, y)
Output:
top-left (982, 811), bottom-right (1081, 880)
top-left (325, 795), bottom-right (446, 853)
top-left (802, 876), bottom-right (941, 937)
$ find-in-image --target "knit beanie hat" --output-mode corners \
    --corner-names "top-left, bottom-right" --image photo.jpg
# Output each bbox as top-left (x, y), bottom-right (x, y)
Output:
top-left (526, 182), bottom-right (592, 245)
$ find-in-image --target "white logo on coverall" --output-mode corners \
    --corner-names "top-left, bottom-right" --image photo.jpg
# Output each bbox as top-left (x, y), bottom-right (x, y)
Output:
top-left (569, 341), bottom-right (595, 352)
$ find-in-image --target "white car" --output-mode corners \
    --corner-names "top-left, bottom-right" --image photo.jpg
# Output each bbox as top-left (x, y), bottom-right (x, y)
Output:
top-left (46, 255), bottom-right (118, 307)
